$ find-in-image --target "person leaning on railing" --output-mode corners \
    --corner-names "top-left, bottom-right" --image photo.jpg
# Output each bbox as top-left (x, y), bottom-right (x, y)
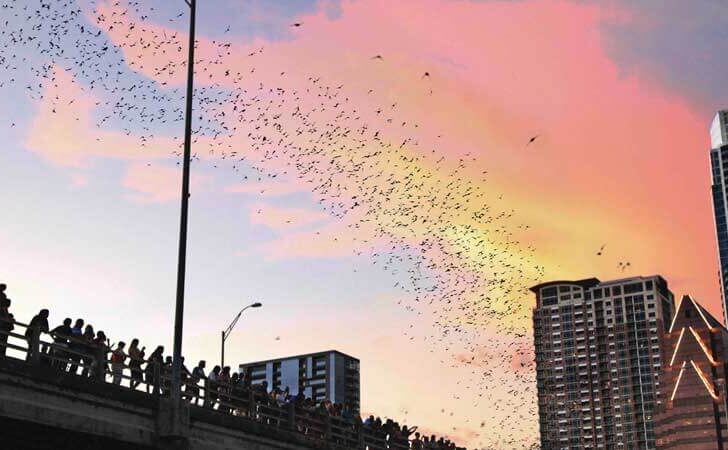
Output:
top-left (227, 372), bottom-right (246, 414)
top-left (188, 360), bottom-right (206, 405)
top-left (162, 356), bottom-right (173, 395)
top-left (0, 285), bottom-right (13, 358)
top-left (217, 366), bottom-right (231, 414)
top-left (25, 309), bottom-right (49, 363)
top-left (180, 357), bottom-right (192, 399)
top-left (207, 365), bottom-right (221, 408)
top-left (401, 423), bottom-right (418, 445)
top-left (49, 318), bottom-right (73, 370)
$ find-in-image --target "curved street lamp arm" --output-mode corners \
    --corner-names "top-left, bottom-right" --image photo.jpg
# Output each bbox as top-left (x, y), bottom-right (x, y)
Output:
top-left (223, 304), bottom-right (255, 341)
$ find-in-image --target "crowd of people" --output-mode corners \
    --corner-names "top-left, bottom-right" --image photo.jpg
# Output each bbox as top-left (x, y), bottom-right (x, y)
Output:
top-left (0, 284), bottom-right (464, 450)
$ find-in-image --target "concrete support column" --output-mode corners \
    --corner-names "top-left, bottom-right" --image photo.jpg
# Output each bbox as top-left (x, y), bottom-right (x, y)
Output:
top-left (157, 397), bottom-right (190, 450)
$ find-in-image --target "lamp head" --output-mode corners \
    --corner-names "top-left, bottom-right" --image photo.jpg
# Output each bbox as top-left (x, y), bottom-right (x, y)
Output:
top-left (251, 302), bottom-right (262, 308)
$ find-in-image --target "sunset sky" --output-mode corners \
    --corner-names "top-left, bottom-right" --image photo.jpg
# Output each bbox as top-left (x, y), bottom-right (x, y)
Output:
top-left (2, 0), bottom-right (727, 448)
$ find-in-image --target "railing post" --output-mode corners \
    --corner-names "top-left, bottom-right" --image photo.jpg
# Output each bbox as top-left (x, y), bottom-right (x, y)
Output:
top-left (29, 327), bottom-right (41, 364)
top-left (94, 345), bottom-right (106, 381)
top-left (358, 424), bottom-right (365, 449)
top-left (288, 402), bottom-right (296, 431)
top-left (325, 413), bottom-right (332, 444)
top-left (153, 363), bottom-right (161, 396)
top-left (248, 390), bottom-right (256, 418)
top-left (203, 379), bottom-right (210, 408)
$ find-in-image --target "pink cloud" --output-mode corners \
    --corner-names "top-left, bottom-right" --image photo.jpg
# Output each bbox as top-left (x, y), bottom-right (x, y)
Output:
top-left (68, 0), bottom-right (718, 336)
top-left (24, 67), bottom-right (176, 168)
top-left (224, 178), bottom-right (305, 197)
top-left (32, 3), bottom-right (726, 445)
top-left (24, 67), bottom-right (214, 202)
top-left (70, 173), bottom-right (89, 188)
top-left (249, 202), bottom-right (330, 231)
top-left (122, 163), bottom-right (208, 203)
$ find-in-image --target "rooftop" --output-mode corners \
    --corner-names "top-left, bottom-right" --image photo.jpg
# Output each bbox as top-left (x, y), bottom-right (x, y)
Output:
top-left (238, 350), bottom-right (359, 368)
top-left (711, 110), bottom-right (728, 149)
top-left (530, 275), bottom-right (667, 294)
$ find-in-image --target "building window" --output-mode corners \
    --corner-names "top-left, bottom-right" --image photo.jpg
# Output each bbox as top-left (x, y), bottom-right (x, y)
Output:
top-left (542, 287), bottom-right (557, 297)
top-left (624, 283), bottom-right (643, 294)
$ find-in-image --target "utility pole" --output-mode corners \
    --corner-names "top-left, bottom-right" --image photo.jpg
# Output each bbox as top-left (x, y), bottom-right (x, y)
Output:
top-left (170, 0), bottom-right (196, 442)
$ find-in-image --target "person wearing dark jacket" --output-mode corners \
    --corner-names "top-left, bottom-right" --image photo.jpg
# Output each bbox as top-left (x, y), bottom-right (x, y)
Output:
top-left (25, 309), bottom-right (49, 362)
top-left (0, 293), bottom-right (13, 358)
top-left (49, 318), bottom-right (72, 369)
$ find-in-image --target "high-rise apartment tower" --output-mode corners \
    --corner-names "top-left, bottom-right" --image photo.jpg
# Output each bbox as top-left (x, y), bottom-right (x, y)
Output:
top-left (531, 276), bottom-right (674, 450)
top-left (709, 110), bottom-right (728, 324)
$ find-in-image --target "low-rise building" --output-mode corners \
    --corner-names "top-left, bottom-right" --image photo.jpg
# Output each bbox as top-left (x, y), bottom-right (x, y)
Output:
top-left (238, 350), bottom-right (360, 413)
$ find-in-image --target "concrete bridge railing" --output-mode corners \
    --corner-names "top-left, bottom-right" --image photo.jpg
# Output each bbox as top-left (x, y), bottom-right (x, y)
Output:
top-left (0, 316), bottom-right (404, 450)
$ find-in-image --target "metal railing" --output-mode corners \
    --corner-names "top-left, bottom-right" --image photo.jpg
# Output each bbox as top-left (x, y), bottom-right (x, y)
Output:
top-left (0, 316), bottom-right (417, 450)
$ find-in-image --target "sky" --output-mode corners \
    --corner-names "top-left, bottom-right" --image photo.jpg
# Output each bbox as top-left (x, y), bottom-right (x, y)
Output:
top-left (1, 0), bottom-right (728, 448)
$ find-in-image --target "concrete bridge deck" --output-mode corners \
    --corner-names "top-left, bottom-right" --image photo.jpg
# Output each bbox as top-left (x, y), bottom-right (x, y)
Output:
top-left (0, 357), bottom-right (359, 450)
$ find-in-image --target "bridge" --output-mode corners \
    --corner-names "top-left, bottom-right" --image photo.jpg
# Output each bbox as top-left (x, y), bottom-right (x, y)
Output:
top-left (0, 316), bottom-right (411, 450)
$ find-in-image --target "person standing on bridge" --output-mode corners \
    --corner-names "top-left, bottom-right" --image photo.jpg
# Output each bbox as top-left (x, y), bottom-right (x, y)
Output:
top-left (79, 324), bottom-right (95, 377)
top-left (145, 346), bottom-right (164, 394)
top-left (0, 285), bottom-right (12, 358)
top-left (49, 318), bottom-right (72, 370)
top-left (111, 341), bottom-right (127, 385)
top-left (128, 339), bottom-right (145, 390)
top-left (67, 319), bottom-right (84, 375)
top-left (207, 365), bottom-right (221, 409)
top-left (189, 360), bottom-right (206, 405)
top-left (91, 330), bottom-right (109, 380)
top-left (25, 309), bottom-right (49, 363)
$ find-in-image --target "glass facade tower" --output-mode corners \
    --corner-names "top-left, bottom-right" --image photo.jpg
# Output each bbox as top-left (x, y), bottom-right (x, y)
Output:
top-left (654, 295), bottom-right (728, 449)
top-left (710, 110), bottom-right (728, 325)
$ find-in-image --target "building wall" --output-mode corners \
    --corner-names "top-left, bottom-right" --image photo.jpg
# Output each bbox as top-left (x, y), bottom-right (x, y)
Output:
top-left (710, 144), bottom-right (728, 325)
top-left (655, 296), bottom-right (728, 449)
top-left (238, 351), bottom-right (360, 412)
top-left (0, 359), bottom-right (319, 450)
top-left (532, 276), bottom-right (674, 450)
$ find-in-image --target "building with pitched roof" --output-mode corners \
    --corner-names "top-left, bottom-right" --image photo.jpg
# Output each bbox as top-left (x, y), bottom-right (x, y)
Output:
top-left (654, 295), bottom-right (728, 449)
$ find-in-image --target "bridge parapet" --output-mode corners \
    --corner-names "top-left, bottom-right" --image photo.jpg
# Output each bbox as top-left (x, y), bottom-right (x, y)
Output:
top-left (0, 317), bottom-right (399, 450)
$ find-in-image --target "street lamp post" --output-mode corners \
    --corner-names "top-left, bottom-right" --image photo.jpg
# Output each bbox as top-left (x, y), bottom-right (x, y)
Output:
top-left (170, 0), bottom-right (195, 438)
top-left (221, 302), bottom-right (262, 368)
